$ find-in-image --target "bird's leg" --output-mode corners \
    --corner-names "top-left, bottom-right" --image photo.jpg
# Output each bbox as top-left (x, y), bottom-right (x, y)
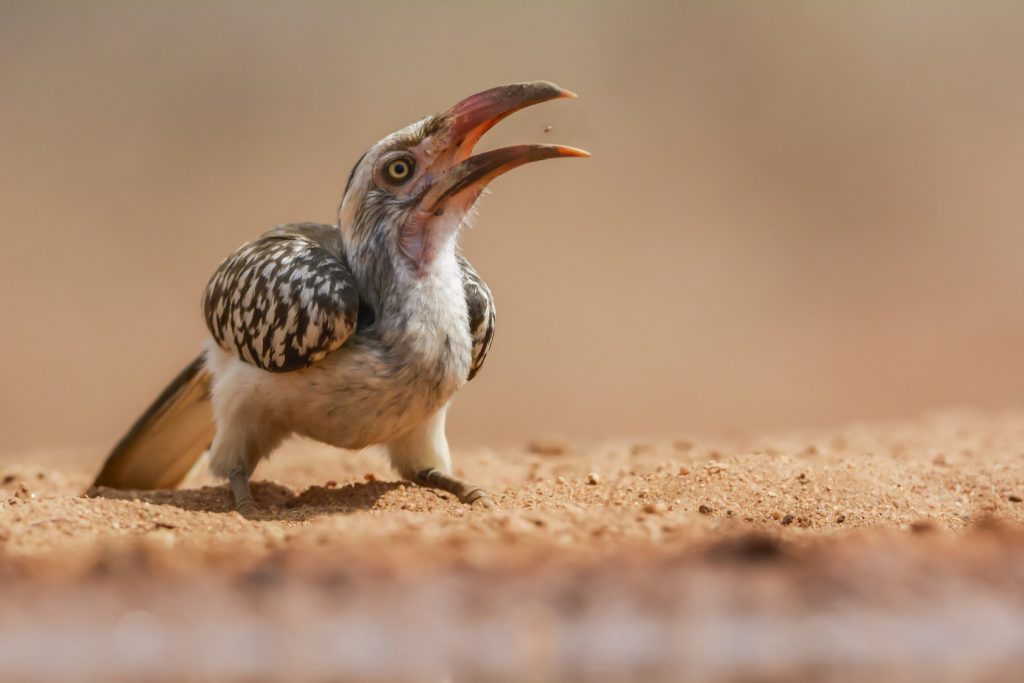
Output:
top-left (387, 404), bottom-right (495, 509)
top-left (228, 466), bottom-right (258, 517)
top-left (209, 418), bottom-right (280, 517)
top-left (416, 468), bottom-right (494, 508)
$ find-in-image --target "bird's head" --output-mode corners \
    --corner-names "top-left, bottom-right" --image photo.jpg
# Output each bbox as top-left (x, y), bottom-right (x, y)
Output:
top-left (338, 81), bottom-right (587, 278)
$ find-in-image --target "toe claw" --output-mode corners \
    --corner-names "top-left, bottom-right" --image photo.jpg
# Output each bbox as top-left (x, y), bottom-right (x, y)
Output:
top-left (462, 487), bottom-right (493, 507)
top-left (469, 492), bottom-right (496, 510)
top-left (236, 500), bottom-right (260, 518)
top-left (416, 469), bottom-right (495, 509)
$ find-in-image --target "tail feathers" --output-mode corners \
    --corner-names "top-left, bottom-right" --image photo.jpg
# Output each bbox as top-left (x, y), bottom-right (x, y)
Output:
top-left (93, 354), bottom-right (215, 490)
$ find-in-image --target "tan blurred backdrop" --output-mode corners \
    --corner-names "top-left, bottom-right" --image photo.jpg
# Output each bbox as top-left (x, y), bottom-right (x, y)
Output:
top-left (2, 1), bottom-right (1024, 460)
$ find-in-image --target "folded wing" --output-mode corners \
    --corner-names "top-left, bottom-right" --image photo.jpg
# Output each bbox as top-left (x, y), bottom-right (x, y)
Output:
top-left (203, 223), bottom-right (359, 372)
top-left (458, 253), bottom-right (496, 381)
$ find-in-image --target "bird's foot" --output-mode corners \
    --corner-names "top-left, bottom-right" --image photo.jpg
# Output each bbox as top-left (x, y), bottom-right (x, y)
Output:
top-left (228, 467), bottom-right (260, 518)
top-left (416, 469), bottom-right (495, 509)
top-left (235, 499), bottom-right (260, 518)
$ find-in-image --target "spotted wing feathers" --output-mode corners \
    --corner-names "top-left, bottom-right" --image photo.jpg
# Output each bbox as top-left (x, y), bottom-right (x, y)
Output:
top-left (458, 254), bottom-right (496, 381)
top-left (203, 223), bottom-right (359, 372)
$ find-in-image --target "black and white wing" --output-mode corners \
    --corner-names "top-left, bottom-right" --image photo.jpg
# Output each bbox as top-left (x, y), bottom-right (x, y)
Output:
top-left (457, 254), bottom-right (496, 381)
top-left (203, 223), bottom-right (359, 372)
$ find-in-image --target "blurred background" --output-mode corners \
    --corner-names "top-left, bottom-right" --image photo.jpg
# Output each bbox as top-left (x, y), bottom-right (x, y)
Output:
top-left (2, 1), bottom-right (1024, 460)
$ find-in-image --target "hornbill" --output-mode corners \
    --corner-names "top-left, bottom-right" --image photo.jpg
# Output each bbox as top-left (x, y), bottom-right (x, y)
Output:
top-left (92, 81), bottom-right (587, 514)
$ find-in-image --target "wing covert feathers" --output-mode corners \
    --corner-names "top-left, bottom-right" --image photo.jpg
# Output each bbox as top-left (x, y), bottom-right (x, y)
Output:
top-left (458, 254), bottom-right (496, 381)
top-left (203, 224), bottom-right (359, 372)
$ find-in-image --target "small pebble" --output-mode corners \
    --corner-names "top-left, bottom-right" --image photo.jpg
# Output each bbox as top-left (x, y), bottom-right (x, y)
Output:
top-left (527, 438), bottom-right (569, 457)
top-left (836, 514), bottom-right (846, 524)
top-left (677, 465), bottom-right (690, 476)
top-left (364, 473), bottom-right (377, 482)
top-left (586, 473), bottom-right (600, 485)
top-left (780, 514), bottom-right (795, 526)
top-left (543, 125), bottom-right (552, 133)
top-left (1009, 494), bottom-right (1022, 503)
top-left (910, 520), bottom-right (936, 534)
top-left (698, 504), bottom-right (712, 515)
top-left (643, 502), bottom-right (666, 515)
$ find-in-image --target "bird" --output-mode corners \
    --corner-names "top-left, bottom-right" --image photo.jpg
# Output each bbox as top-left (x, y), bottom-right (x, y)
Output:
top-left (92, 81), bottom-right (587, 515)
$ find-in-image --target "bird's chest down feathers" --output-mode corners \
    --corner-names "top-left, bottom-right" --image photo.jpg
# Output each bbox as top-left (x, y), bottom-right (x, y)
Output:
top-left (204, 262), bottom-right (474, 450)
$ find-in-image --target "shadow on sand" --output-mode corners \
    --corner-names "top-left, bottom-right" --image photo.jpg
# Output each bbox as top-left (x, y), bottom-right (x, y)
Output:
top-left (86, 479), bottom-right (409, 520)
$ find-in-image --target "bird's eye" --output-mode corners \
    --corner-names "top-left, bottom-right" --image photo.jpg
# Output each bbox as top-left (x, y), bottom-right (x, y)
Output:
top-left (384, 157), bottom-right (414, 183)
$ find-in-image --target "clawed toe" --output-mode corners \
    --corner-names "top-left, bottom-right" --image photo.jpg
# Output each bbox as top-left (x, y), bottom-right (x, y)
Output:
top-left (416, 468), bottom-right (496, 508)
top-left (228, 467), bottom-right (260, 518)
top-left (469, 493), bottom-right (496, 509)
top-left (236, 499), bottom-right (260, 518)
top-left (462, 487), bottom-right (495, 508)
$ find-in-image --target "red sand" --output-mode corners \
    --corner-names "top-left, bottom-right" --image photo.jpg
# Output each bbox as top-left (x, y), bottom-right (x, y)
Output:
top-left (2, 411), bottom-right (1024, 682)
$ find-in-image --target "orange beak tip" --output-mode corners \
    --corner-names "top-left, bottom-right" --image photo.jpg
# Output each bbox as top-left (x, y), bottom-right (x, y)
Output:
top-left (558, 146), bottom-right (590, 158)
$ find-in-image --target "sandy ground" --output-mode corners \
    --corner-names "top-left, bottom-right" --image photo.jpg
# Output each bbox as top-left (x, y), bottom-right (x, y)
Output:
top-left (2, 410), bottom-right (1024, 682)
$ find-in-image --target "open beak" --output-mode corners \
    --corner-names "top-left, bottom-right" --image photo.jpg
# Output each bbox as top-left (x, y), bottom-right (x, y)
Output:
top-left (420, 81), bottom-right (589, 214)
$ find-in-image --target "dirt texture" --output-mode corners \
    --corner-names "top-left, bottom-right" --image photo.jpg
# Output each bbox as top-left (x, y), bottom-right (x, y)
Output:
top-left (3, 411), bottom-right (1024, 682)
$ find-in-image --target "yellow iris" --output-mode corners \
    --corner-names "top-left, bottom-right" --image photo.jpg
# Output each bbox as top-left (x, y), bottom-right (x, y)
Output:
top-left (386, 158), bottom-right (411, 181)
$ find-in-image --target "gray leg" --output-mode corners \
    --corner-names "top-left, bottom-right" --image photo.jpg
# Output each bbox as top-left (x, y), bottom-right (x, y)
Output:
top-left (228, 467), bottom-right (259, 517)
top-left (388, 404), bottom-right (495, 509)
top-left (416, 468), bottom-right (494, 508)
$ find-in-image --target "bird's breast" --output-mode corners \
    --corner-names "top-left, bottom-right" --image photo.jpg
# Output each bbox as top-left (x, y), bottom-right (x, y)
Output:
top-left (270, 266), bottom-right (473, 448)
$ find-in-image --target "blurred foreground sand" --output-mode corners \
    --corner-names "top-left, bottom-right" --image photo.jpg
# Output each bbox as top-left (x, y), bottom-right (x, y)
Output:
top-left (2, 411), bottom-right (1023, 681)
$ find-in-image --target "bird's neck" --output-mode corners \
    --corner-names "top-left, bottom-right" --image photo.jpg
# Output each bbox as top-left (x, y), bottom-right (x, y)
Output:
top-left (356, 234), bottom-right (467, 338)
top-left (376, 240), bottom-right (472, 382)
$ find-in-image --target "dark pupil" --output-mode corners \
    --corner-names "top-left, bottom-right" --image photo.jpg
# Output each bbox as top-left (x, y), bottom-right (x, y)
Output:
top-left (392, 162), bottom-right (406, 176)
